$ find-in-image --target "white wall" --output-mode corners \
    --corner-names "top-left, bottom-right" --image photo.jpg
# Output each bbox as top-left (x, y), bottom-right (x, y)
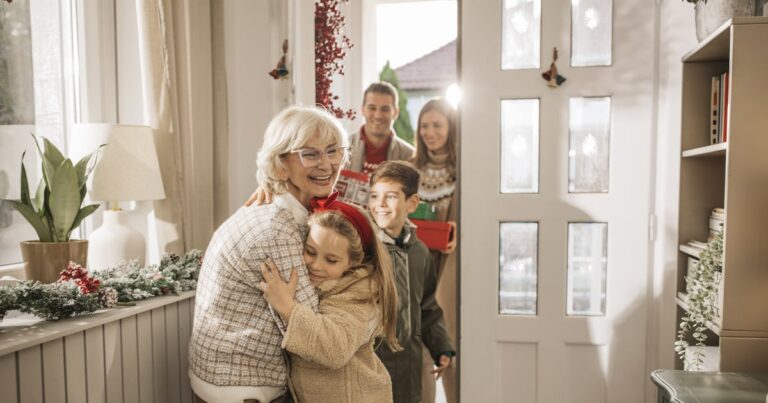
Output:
top-left (221, 0), bottom-right (284, 213)
top-left (220, 0), bottom-right (361, 212)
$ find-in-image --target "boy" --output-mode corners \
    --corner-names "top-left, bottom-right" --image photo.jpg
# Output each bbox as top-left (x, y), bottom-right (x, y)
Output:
top-left (368, 160), bottom-right (455, 403)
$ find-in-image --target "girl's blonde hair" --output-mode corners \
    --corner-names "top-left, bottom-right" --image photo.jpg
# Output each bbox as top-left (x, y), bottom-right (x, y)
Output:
top-left (256, 106), bottom-right (349, 194)
top-left (308, 209), bottom-right (402, 352)
top-left (413, 98), bottom-right (458, 169)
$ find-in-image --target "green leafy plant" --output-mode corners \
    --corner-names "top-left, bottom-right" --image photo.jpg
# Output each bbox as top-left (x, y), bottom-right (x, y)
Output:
top-left (1, 135), bottom-right (101, 242)
top-left (380, 61), bottom-right (415, 145)
top-left (674, 231), bottom-right (723, 370)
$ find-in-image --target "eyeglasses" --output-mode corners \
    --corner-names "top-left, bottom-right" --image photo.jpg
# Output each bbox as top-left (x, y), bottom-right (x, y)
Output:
top-left (290, 146), bottom-right (348, 168)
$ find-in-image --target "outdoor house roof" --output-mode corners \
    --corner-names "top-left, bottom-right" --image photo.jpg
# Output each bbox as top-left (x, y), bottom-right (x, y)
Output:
top-left (394, 39), bottom-right (456, 91)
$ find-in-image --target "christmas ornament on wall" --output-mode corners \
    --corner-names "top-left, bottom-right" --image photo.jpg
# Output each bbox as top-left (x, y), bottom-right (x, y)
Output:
top-left (542, 47), bottom-right (567, 88)
top-left (269, 39), bottom-right (290, 80)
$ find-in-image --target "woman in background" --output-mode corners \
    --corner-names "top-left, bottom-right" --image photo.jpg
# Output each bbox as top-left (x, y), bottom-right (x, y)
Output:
top-left (412, 98), bottom-right (458, 403)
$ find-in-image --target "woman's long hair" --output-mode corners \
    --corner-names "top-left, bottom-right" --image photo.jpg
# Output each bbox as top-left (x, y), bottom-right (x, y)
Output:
top-left (413, 98), bottom-right (457, 169)
top-left (308, 210), bottom-right (402, 352)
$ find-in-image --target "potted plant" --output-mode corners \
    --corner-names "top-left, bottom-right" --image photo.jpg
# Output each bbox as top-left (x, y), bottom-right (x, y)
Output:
top-left (1, 135), bottom-right (100, 283)
top-left (684, 0), bottom-right (756, 42)
top-left (674, 231), bottom-right (723, 371)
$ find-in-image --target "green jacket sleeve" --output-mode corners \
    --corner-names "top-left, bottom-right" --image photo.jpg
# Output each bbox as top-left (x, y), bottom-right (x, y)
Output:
top-left (420, 252), bottom-right (455, 361)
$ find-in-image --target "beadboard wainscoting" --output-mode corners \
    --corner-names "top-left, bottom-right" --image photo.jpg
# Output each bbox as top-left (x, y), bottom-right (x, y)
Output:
top-left (0, 291), bottom-right (196, 403)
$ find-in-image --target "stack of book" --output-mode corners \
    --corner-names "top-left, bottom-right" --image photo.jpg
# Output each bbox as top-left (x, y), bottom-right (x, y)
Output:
top-left (708, 207), bottom-right (725, 242)
top-left (709, 72), bottom-right (730, 144)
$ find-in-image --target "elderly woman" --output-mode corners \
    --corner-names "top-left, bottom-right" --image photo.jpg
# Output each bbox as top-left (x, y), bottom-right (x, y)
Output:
top-left (188, 106), bottom-right (348, 403)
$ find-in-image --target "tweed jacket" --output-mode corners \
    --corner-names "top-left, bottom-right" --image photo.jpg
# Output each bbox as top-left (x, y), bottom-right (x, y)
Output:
top-left (189, 194), bottom-right (319, 388)
top-left (374, 223), bottom-right (454, 403)
top-left (283, 266), bottom-right (393, 403)
top-left (347, 127), bottom-right (415, 174)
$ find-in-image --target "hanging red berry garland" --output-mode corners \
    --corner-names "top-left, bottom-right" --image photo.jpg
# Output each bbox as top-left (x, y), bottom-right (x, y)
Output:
top-left (315, 0), bottom-right (355, 120)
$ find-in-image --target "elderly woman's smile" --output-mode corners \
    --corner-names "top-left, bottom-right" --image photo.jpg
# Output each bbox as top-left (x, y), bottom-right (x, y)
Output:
top-left (282, 135), bottom-right (346, 204)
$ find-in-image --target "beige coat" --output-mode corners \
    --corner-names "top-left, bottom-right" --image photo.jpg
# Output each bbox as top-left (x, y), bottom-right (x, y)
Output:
top-left (282, 266), bottom-right (393, 403)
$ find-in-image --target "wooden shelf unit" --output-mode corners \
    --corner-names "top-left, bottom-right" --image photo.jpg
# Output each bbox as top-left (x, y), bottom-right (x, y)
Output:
top-left (675, 17), bottom-right (768, 372)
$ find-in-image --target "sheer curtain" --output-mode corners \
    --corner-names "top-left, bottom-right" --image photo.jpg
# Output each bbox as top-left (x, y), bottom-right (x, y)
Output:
top-left (135, 0), bottom-right (226, 256)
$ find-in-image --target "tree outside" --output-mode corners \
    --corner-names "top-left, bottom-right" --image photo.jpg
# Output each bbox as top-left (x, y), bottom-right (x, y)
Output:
top-left (379, 61), bottom-right (414, 145)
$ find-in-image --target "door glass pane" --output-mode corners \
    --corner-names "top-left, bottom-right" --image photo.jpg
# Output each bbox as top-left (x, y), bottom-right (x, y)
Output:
top-left (568, 97), bottom-right (611, 193)
top-left (571, 0), bottom-right (612, 67)
top-left (500, 222), bottom-right (538, 315)
top-left (567, 223), bottom-right (607, 316)
top-left (501, 99), bottom-right (539, 193)
top-left (501, 0), bottom-right (541, 70)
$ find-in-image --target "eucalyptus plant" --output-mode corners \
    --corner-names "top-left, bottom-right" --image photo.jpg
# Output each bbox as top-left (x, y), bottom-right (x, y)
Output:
top-left (674, 230), bottom-right (723, 370)
top-left (1, 135), bottom-right (101, 242)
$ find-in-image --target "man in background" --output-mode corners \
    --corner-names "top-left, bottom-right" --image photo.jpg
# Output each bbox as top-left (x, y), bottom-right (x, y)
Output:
top-left (348, 82), bottom-right (415, 176)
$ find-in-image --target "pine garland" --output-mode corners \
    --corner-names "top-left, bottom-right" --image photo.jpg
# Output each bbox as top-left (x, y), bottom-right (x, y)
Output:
top-left (0, 250), bottom-right (202, 322)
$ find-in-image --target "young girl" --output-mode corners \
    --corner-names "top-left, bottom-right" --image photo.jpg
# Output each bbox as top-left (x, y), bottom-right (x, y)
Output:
top-left (259, 194), bottom-right (401, 403)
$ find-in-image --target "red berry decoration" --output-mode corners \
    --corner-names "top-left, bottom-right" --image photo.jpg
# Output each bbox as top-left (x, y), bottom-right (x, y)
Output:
top-left (315, 0), bottom-right (355, 120)
top-left (58, 262), bottom-right (101, 295)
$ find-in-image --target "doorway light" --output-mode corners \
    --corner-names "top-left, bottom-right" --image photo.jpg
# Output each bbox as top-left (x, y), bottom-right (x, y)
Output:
top-left (446, 83), bottom-right (461, 108)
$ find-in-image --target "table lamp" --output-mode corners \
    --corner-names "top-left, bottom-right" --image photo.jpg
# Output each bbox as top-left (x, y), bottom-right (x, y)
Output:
top-left (71, 124), bottom-right (165, 271)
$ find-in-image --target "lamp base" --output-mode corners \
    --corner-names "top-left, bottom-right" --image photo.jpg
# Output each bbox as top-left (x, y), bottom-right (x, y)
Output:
top-left (88, 210), bottom-right (146, 271)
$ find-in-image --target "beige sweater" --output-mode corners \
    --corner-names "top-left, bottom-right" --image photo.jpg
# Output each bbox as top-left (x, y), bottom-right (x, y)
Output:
top-left (283, 266), bottom-right (393, 403)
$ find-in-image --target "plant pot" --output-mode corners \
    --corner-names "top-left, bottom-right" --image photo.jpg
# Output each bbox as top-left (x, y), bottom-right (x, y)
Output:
top-left (695, 0), bottom-right (755, 42)
top-left (19, 240), bottom-right (88, 283)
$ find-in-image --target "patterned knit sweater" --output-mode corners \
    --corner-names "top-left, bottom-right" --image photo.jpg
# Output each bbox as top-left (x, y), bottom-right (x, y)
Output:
top-left (189, 194), bottom-right (319, 387)
top-left (418, 151), bottom-right (456, 218)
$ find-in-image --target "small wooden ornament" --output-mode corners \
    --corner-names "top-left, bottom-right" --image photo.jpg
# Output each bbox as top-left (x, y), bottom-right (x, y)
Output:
top-left (542, 47), bottom-right (566, 88)
top-left (269, 39), bottom-right (290, 80)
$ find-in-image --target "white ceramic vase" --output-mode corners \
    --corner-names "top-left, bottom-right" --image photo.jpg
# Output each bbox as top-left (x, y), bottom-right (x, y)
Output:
top-left (88, 210), bottom-right (146, 272)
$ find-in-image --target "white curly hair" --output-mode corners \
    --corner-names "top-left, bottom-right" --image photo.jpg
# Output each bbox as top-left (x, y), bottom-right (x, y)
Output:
top-left (255, 106), bottom-right (349, 194)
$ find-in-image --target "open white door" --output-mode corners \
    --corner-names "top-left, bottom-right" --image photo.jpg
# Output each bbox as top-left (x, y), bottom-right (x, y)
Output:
top-left (460, 0), bottom-right (656, 402)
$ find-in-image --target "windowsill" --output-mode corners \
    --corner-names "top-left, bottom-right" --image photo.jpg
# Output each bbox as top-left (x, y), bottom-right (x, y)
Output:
top-left (0, 263), bottom-right (25, 280)
top-left (0, 290), bottom-right (196, 356)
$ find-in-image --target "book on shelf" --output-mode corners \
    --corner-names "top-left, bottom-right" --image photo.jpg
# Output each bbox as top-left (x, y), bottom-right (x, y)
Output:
top-left (708, 207), bottom-right (725, 242)
top-left (721, 72), bottom-right (729, 143)
top-left (711, 207), bottom-right (724, 220)
top-left (708, 72), bottom-right (729, 145)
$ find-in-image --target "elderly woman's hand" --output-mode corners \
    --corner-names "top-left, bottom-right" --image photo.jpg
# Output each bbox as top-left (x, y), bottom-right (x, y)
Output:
top-left (258, 258), bottom-right (298, 320)
top-left (244, 185), bottom-right (273, 207)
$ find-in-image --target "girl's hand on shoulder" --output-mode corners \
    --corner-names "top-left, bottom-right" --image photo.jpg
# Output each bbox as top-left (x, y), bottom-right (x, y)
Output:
top-left (244, 184), bottom-right (273, 207)
top-left (258, 258), bottom-right (298, 320)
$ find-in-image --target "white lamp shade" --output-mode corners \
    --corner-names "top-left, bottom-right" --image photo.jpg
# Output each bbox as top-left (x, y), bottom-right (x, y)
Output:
top-left (71, 124), bottom-right (165, 201)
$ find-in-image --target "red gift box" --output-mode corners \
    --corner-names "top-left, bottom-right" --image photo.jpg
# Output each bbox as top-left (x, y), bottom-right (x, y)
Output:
top-left (410, 219), bottom-right (453, 251)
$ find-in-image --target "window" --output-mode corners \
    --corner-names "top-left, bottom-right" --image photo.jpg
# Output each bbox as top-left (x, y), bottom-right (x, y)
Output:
top-left (0, 0), bottom-right (76, 266)
top-left (499, 222), bottom-right (539, 315)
